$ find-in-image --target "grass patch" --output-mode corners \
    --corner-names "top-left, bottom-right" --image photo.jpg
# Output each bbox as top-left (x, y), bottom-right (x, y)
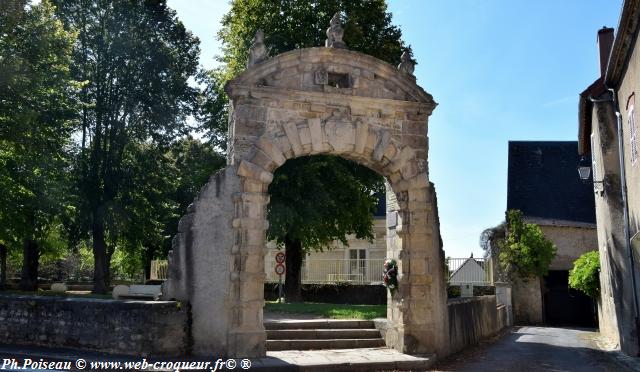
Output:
top-left (264, 301), bottom-right (386, 320)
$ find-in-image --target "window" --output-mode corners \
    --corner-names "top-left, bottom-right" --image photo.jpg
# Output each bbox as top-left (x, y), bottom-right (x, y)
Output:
top-left (349, 249), bottom-right (366, 279)
top-left (630, 105), bottom-right (638, 165)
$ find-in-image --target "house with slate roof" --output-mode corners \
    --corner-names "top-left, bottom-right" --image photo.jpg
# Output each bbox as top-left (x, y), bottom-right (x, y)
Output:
top-left (507, 141), bottom-right (598, 326)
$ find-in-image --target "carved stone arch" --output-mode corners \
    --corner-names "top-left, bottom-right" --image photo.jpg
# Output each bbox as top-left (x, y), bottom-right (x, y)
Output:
top-left (162, 47), bottom-right (447, 358)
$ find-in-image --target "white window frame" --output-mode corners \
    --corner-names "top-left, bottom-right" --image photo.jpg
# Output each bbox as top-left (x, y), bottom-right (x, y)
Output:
top-left (591, 133), bottom-right (598, 181)
top-left (629, 104), bottom-right (638, 166)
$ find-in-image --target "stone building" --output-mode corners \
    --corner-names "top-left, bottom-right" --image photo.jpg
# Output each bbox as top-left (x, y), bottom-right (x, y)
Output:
top-left (577, 0), bottom-right (640, 355)
top-left (506, 141), bottom-right (598, 326)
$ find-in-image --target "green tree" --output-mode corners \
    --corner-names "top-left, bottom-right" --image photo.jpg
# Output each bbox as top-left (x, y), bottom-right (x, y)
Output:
top-left (210, 0), bottom-right (407, 301)
top-left (164, 136), bottom-right (226, 251)
top-left (0, 0), bottom-right (78, 290)
top-left (119, 136), bottom-right (226, 280)
top-left (52, 0), bottom-right (200, 293)
top-left (113, 142), bottom-right (179, 281)
top-left (569, 251), bottom-right (600, 298)
top-left (499, 210), bottom-right (557, 280)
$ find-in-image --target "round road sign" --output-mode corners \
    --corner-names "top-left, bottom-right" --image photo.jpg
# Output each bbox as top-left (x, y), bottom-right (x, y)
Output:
top-left (275, 252), bottom-right (286, 264)
top-left (275, 263), bottom-right (285, 276)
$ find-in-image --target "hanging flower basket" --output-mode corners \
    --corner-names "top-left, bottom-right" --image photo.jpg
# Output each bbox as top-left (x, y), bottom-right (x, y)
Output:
top-left (383, 258), bottom-right (399, 294)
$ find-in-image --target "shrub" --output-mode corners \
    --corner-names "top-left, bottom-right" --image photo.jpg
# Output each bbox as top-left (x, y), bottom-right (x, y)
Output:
top-left (499, 210), bottom-right (557, 280)
top-left (569, 251), bottom-right (600, 298)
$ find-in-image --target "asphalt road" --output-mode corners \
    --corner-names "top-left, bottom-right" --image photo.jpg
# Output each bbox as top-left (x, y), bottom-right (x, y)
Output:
top-left (435, 326), bottom-right (638, 372)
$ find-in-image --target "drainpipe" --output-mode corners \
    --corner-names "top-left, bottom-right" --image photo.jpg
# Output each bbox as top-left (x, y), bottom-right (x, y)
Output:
top-left (609, 88), bottom-right (640, 329)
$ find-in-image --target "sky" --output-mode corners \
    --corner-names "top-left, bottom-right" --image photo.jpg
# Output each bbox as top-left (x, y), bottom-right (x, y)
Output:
top-left (166, 0), bottom-right (622, 258)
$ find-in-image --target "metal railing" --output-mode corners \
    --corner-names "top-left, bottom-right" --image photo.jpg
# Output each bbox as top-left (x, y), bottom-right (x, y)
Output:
top-left (265, 257), bottom-right (385, 285)
top-left (447, 257), bottom-right (493, 285)
top-left (150, 260), bottom-right (168, 281)
top-left (151, 256), bottom-right (495, 286)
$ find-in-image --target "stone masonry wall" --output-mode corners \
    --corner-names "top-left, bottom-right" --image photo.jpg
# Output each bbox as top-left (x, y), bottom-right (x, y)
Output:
top-left (0, 295), bottom-right (188, 356)
top-left (539, 225), bottom-right (598, 270)
top-left (512, 276), bottom-right (543, 324)
top-left (448, 295), bottom-right (507, 355)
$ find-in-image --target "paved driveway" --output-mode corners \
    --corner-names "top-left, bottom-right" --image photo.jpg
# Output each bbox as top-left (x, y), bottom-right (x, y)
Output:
top-left (435, 326), bottom-right (638, 372)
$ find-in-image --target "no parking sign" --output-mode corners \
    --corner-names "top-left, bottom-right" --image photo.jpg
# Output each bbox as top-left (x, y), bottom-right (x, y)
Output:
top-left (275, 252), bottom-right (285, 276)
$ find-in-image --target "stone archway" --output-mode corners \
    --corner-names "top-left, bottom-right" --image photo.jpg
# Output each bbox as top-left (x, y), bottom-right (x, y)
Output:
top-left (162, 46), bottom-right (448, 358)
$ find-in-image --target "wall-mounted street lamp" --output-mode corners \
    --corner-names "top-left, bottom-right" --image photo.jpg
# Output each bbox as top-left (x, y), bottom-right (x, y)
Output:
top-left (578, 165), bottom-right (592, 181)
top-left (578, 155), bottom-right (604, 196)
top-left (577, 156), bottom-right (595, 181)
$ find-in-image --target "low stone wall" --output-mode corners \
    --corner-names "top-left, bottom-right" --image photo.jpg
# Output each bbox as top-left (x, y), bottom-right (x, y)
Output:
top-left (448, 295), bottom-right (507, 355)
top-left (0, 294), bottom-right (188, 356)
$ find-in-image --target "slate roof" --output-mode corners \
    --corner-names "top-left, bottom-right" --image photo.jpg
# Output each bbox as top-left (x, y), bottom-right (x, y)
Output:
top-left (507, 141), bottom-right (596, 224)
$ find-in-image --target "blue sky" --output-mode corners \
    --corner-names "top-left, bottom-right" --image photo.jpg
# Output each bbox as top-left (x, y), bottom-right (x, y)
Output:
top-left (167, 0), bottom-right (622, 258)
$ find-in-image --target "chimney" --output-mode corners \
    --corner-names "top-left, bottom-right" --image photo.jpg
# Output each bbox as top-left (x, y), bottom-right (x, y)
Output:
top-left (598, 27), bottom-right (614, 78)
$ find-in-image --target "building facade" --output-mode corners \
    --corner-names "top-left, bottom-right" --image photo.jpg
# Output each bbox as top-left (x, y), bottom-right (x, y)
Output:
top-left (578, 0), bottom-right (640, 355)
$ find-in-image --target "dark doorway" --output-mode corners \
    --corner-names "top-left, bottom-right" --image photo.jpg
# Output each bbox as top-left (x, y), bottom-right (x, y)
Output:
top-left (543, 270), bottom-right (597, 327)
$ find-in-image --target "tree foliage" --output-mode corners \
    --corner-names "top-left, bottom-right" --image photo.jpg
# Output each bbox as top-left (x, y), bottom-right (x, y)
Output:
top-left (267, 156), bottom-right (383, 251)
top-left (499, 210), bottom-right (556, 280)
top-left (52, 0), bottom-right (201, 292)
top-left (0, 0), bottom-right (78, 290)
top-left (569, 250), bottom-right (600, 298)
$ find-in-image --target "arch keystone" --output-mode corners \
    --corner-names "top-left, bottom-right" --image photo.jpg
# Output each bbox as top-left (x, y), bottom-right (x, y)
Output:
top-left (325, 121), bottom-right (355, 153)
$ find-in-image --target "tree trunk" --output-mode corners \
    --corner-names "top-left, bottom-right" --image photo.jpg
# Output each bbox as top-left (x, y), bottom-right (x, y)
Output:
top-left (143, 245), bottom-right (156, 282)
top-left (19, 239), bottom-right (39, 291)
top-left (284, 235), bottom-right (304, 303)
top-left (92, 220), bottom-right (109, 294)
top-left (105, 248), bottom-right (113, 288)
top-left (0, 243), bottom-right (6, 290)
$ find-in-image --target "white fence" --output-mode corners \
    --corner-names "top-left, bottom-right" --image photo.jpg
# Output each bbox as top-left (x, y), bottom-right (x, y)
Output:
top-left (265, 257), bottom-right (385, 285)
top-left (150, 260), bottom-right (168, 281)
top-left (447, 257), bottom-right (493, 285)
top-left (150, 256), bottom-right (494, 286)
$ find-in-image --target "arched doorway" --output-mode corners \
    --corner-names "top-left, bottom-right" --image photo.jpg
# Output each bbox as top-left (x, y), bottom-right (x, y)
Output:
top-left (162, 46), bottom-right (448, 358)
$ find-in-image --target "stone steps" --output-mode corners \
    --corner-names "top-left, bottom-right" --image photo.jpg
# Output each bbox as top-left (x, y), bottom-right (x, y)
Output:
top-left (264, 319), bottom-right (375, 330)
top-left (267, 338), bottom-right (385, 351)
top-left (267, 328), bottom-right (381, 340)
top-left (265, 319), bottom-right (385, 351)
